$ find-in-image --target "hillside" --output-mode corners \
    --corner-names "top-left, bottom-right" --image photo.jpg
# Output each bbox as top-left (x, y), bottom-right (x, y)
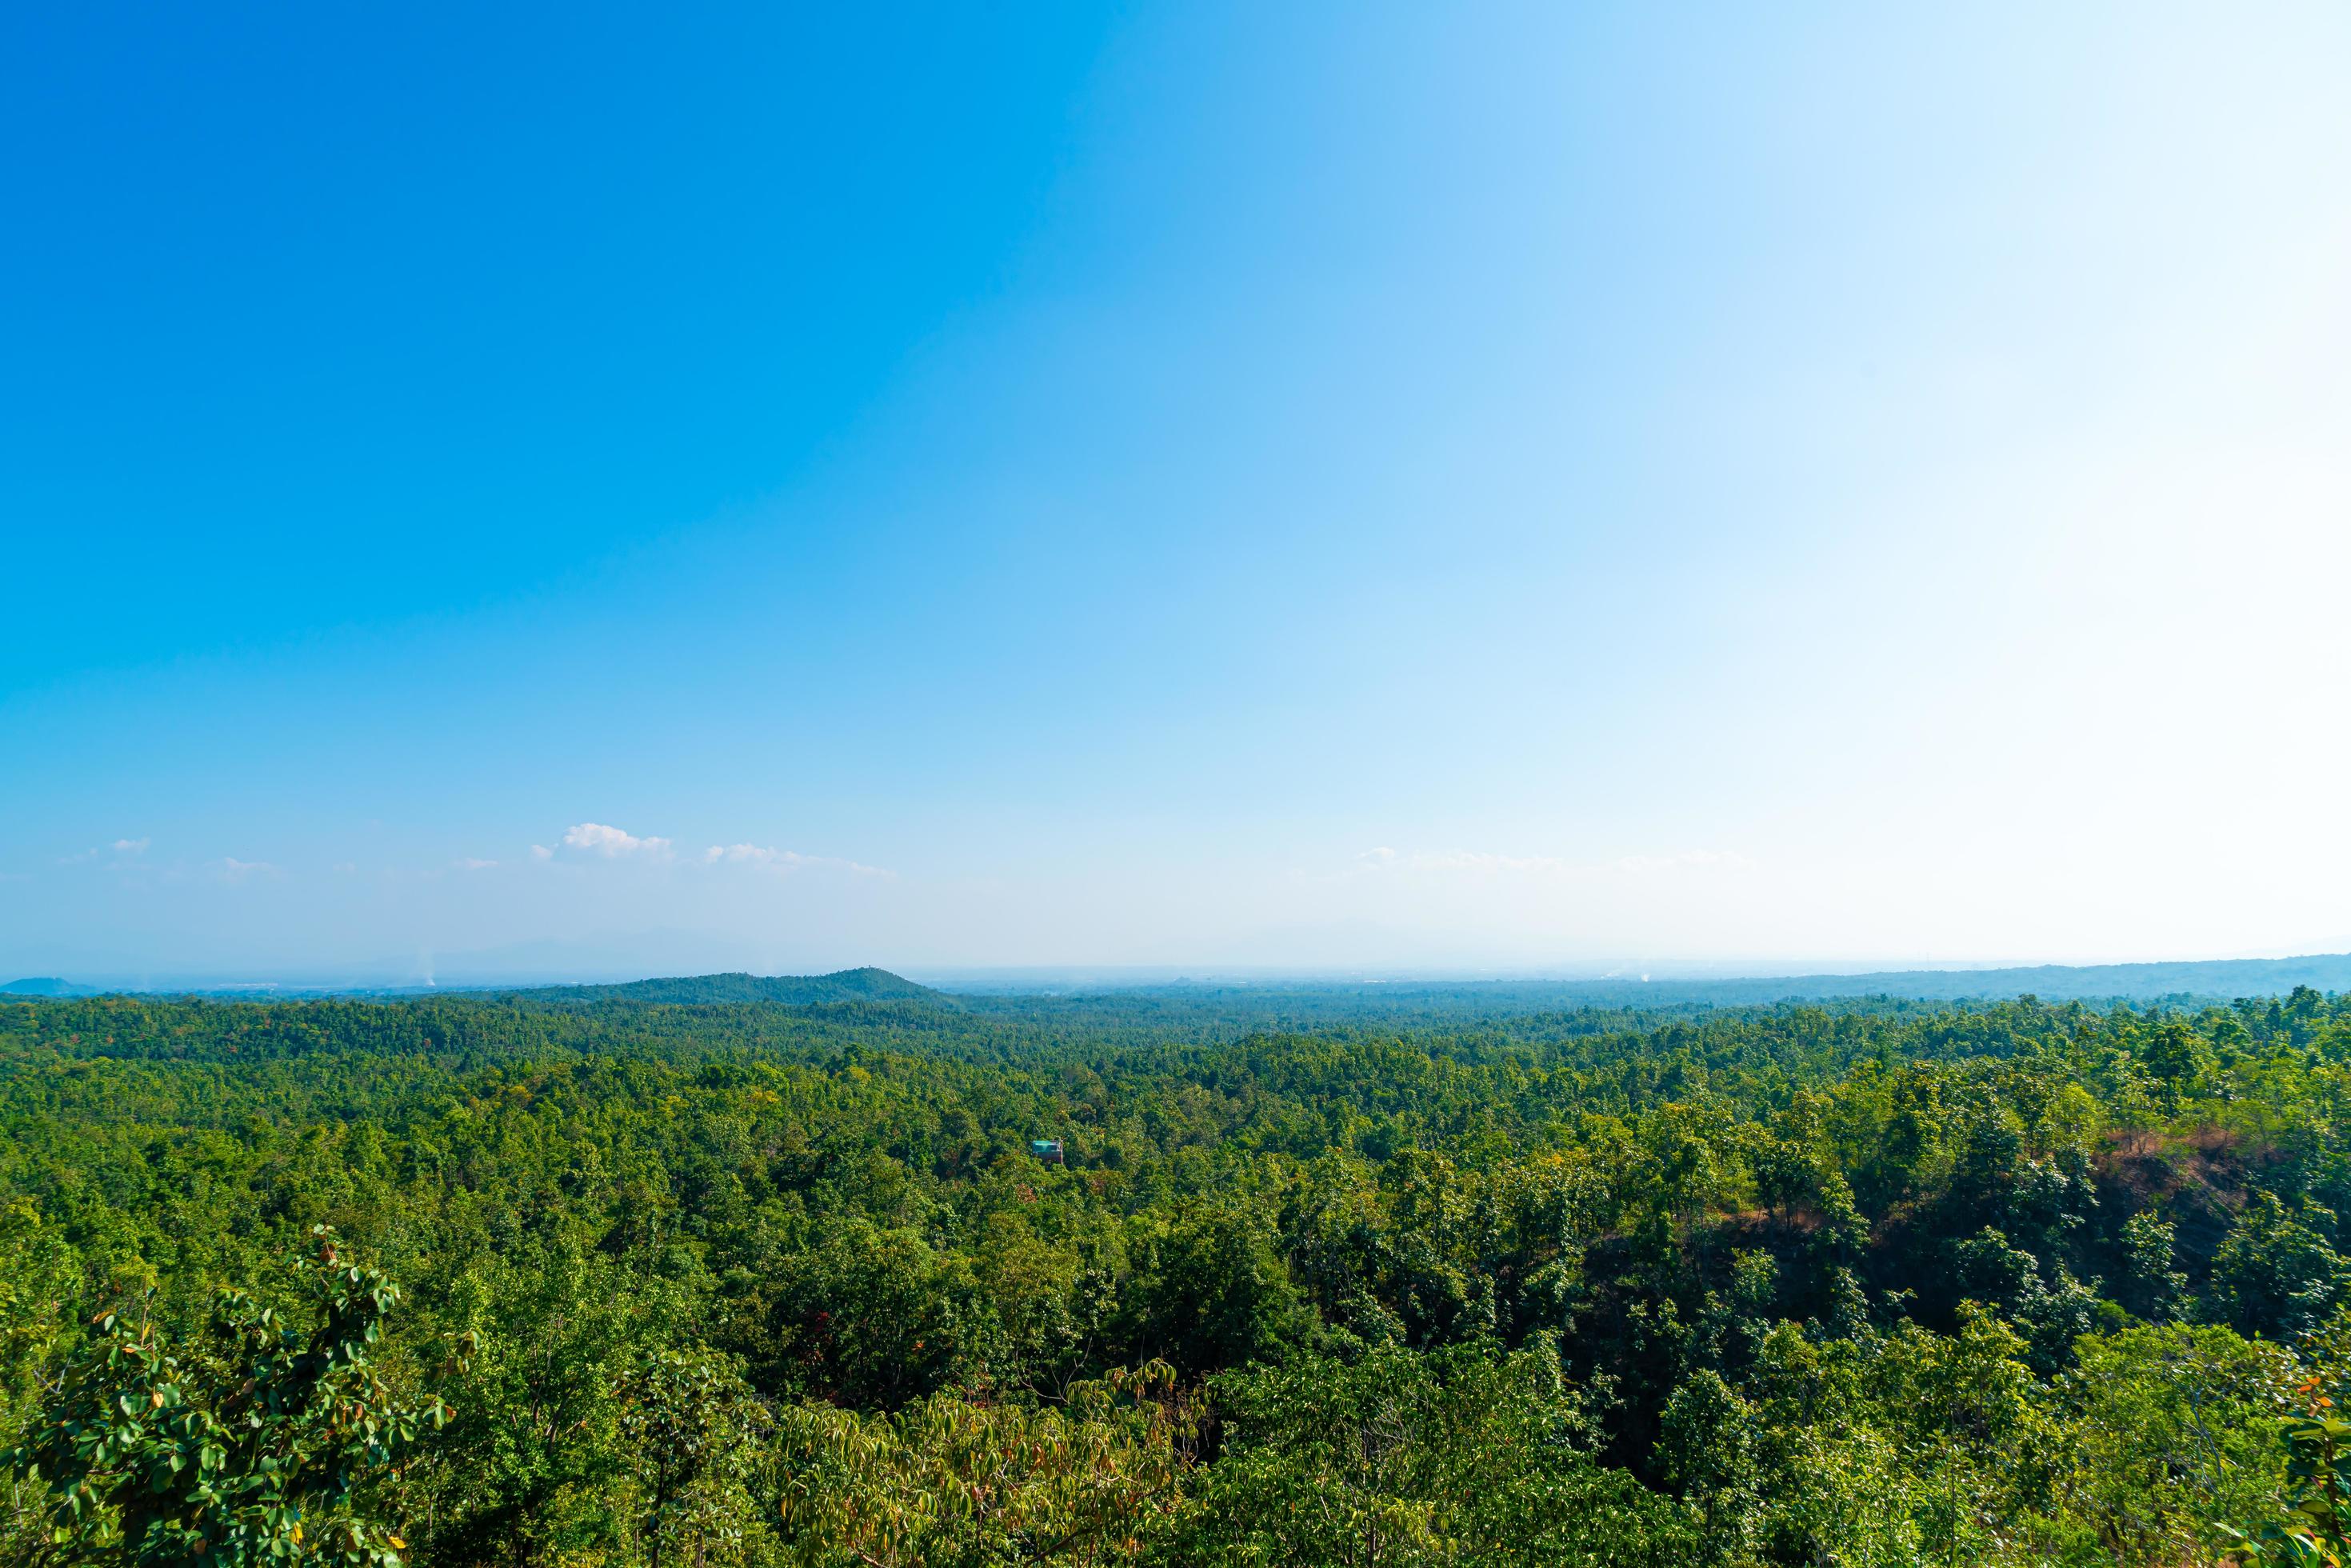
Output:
top-left (518, 965), bottom-right (946, 1007)
top-left (0, 977), bottom-right (97, 998)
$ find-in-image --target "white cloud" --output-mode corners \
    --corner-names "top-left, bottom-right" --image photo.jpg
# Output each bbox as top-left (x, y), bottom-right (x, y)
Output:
top-left (1418, 850), bottom-right (1569, 874)
top-left (218, 858), bottom-right (278, 882)
top-left (530, 844), bottom-right (554, 861)
top-left (60, 836), bottom-right (156, 866)
top-left (561, 822), bottom-right (674, 859)
top-left (702, 842), bottom-right (893, 877)
top-left (457, 858), bottom-right (498, 871)
top-left (331, 862), bottom-right (358, 874)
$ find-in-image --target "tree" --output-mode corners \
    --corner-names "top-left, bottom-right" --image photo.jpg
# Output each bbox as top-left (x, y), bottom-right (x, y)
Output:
top-left (774, 1363), bottom-right (1195, 1566)
top-left (2142, 1023), bottom-right (2216, 1094)
top-left (2230, 1310), bottom-right (2351, 1566)
top-left (405, 1242), bottom-right (642, 1566)
top-left (2117, 1211), bottom-right (2189, 1323)
top-left (1169, 1339), bottom-right (1694, 1566)
top-left (2209, 1194), bottom-right (2351, 1342)
top-left (1120, 1206), bottom-right (1310, 1378)
top-left (614, 1347), bottom-right (770, 1568)
top-left (731, 1218), bottom-right (966, 1407)
top-left (1869, 1306), bottom-right (2049, 1568)
top-left (6, 1226), bottom-right (447, 1567)
top-left (1, 1198), bottom-right (78, 1562)
top-left (2054, 1323), bottom-right (2291, 1566)
top-left (1949, 1225), bottom-right (2101, 1372)
top-left (1653, 1368), bottom-right (1758, 1562)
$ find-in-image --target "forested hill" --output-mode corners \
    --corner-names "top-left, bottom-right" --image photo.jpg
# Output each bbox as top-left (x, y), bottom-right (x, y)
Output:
top-left (7, 982), bottom-right (2351, 1562)
top-left (0, 976), bottom-right (98, 997)
top-left (516, 965), bottom-right (946, 1007)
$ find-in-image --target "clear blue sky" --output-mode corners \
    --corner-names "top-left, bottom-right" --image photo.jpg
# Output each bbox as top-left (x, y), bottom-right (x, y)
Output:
top-left (6, 2), bottom-right (2350, 983)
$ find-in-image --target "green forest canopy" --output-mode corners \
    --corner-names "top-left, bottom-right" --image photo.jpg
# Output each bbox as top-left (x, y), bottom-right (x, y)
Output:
top-left (6, 975), bottom-right (2351, 1564)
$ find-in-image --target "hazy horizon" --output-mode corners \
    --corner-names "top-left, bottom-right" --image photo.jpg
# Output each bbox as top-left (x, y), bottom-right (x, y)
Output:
top-left (21, 938), bottom-right (2351, 998)
top-left (8, 2), bottom-right (2349, 977)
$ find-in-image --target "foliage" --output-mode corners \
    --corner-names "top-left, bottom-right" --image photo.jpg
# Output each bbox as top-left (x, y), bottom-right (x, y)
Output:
top-left (614, 1347), bottom-right (770, 1568)
top-left (2232, 1311), bottom-right (2351, 1567)
top-left (1168, 1337), bottom-right (1693, 1566)
top-left (775, 1364), bottom-right (1193, 1566)
top-left (6, 1226), bottom-right (446, 1566)
top-left (2054, 1323), bottom-right (2290, 1566)
top-left (7, 982), bottom-right (2351, 1562)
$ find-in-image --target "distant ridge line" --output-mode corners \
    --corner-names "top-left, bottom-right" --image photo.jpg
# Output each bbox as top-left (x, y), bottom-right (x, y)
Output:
top-left (509, 966), bottom-right (946, 1006)
top-left (1585, 951), bottom-right (2351, 1005)
top-left (6, 954), bottom-right (2351, 1003)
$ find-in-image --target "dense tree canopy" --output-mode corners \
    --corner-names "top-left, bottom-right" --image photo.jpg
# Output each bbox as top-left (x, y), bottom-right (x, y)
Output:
top-left (6, 980), bottom-right (2351, 1562)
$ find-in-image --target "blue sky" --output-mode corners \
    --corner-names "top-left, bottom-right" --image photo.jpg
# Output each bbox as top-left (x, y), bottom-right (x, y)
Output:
top-left (6, 2), bottom-right (2350, 983)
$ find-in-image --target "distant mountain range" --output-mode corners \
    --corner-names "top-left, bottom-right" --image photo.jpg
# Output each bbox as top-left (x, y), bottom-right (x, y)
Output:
top-left (1537, 951), bottom-right (2351, 1006)
top-left (10, 953), bottom-right (2351, 1006)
